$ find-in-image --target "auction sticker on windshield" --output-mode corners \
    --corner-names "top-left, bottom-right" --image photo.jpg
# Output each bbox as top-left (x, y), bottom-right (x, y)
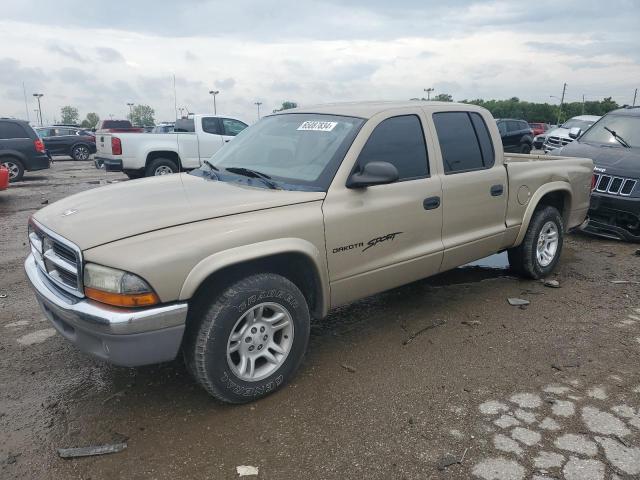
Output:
top-left (297, 121), bottom-right (337, 132)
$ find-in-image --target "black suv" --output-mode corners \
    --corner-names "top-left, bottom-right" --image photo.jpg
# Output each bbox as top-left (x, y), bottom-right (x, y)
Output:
top-left (36, 126), bottom-right (96, 161)
top-left (556, 107), bottom-right (640, 242)
top-left (496, 119), bottom-right (534, 153)
top-left (0, 119), bottom-right (50, 182)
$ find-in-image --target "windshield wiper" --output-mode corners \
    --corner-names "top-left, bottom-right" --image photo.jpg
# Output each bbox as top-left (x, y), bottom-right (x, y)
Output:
top-left (604, 127), bottom-right (631, 148)
top-left (225, 167), bottom-right (279, 189)
top-left (202, 159), bottom-right (220, 179)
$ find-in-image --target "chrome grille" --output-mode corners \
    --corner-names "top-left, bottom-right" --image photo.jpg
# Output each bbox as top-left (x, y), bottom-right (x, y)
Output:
top-left (29, 221), bottom-right (83, 297)
top-left (545, 136), bottom-right (574, 148)
top-left (593, 173), bottom-right (637, 197)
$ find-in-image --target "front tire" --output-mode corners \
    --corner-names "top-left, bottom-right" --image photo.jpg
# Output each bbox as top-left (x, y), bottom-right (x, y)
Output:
top-left (146, 158), bottom-right (178, 177)
top-left (508, 206), bottom-right (564, 279)
top-left (71, 144), bottom-right (90, 161)
top-left (184, 273), bottom-right (310, 403)
top-left (2, 158), bottom-right (24, 182)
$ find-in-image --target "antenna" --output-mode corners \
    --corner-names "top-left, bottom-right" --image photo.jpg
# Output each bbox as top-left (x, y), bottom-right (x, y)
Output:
top-left (173, 74), bottom-right (178, 121)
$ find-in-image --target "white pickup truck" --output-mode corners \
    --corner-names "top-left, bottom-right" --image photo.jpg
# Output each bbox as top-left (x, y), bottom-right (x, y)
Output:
top-left (95, 114), bottom-right (248, 178)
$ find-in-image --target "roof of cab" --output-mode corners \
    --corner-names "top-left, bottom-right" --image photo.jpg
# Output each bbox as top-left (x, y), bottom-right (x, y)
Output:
top-left (274, 101), bottom-right (484, 119)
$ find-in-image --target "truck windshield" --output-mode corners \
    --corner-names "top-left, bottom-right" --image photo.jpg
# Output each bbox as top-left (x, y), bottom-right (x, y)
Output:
top-left (202, 113), bottom-right (364, 191)
top-left (579, 115), bottom-right (640, 148)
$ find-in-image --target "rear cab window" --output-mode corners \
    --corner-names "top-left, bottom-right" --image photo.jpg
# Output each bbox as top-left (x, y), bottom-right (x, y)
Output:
top-left (433, 111), bottom-right (495, 174)
top-left (354, 115), bottom-right (429, 181)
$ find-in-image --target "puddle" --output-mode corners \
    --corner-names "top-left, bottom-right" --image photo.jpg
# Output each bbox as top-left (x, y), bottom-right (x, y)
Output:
top-left (465, 251), bottom-right (510, 269)
top-left (427, 252), bottom-right (513, 287)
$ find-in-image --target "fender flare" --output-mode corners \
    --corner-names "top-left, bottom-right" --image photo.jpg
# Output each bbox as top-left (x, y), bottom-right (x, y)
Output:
top-left (513, 181), bottom-right (572, 245)
top-left (144, 148), bottom-right (182, 167)
top-left (179, 238), bottom-right (330, 317)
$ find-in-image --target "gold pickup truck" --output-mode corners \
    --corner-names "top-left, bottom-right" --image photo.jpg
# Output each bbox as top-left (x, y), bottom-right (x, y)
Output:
top-left (25, 102), bottom-right (593, 403)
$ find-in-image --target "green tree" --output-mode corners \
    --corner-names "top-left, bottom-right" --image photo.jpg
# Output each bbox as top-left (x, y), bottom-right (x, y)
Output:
top-left (84, 112), bottom-right (100, 129)
top-left (273, 101), bottom-right (298, 113)
top-left (433, 93), bottom-right (453, 102)
top-left (60, 106), bottom-right (79, 125)
top-left (128, 104), bottom-right (155, 126)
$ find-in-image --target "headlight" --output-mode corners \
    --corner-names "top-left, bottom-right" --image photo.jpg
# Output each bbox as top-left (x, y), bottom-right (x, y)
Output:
top-left (84, 263), bottom-right (159, 307)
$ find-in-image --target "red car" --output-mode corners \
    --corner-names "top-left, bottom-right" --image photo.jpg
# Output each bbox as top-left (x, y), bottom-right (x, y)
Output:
top-left (528, 122), bottom-right (550, 136)
top-left (0, 164), bottom-right (9, 190)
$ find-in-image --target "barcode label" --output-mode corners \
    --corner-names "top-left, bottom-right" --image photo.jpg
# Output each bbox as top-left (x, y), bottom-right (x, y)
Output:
top-left (297, 121), bottom-right (337, 132)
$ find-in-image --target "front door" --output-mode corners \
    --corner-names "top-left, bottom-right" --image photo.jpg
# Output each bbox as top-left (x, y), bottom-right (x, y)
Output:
top-left (430, 110), bottom-right (508, 271)
top-left (322, 112), bottom-right (444, 307)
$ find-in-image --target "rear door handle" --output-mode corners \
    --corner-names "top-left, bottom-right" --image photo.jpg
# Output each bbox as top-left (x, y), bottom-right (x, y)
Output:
top-left (490, 184), bottom-right (504, 196)
top-left (423, 196), bottom-right (441, 210)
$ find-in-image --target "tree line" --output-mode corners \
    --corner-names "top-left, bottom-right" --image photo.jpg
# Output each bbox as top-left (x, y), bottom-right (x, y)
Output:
top-left (58, 104), bottom-right (156, 128)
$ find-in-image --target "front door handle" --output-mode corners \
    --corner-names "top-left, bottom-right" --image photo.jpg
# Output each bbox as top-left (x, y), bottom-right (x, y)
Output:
top-left (490, 184), bottom-right (504, 196)
top-left (423, 196), bottom-right (441, 210)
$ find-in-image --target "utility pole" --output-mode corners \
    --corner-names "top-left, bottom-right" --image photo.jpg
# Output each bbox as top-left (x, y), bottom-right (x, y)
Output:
top-left (209, 90), bottom-right (219, 115)
top-left (424, 87), bottom-right (434, 100)
top-left (557, 83), bottom-right (567, 125)
top-left (254, 101), bottom-right (263, 119)
top-left (582, 94), bottom-right (585, 115)
top-left (634, 88), bottom-right (638, 107)
top-left (22, 82), bottom-right (29, 122)
top-left (32, 93), bottom-right (44, 126)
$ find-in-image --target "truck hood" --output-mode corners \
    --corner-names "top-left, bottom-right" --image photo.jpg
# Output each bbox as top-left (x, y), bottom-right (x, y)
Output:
top-left (546, 127), bottom-right (570, 139)
top-left (33, 173), bottom-right (325, 250)
top-left (560, 141), bottom-right (640, 178)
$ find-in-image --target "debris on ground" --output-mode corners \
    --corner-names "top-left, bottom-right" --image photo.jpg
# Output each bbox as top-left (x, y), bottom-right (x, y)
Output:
top-left (236, 465), bottom-right (259, 476)
top-left (402, 320), bottom-right (446, 345)
top-left (0, 293), bottom-right (6, 298)
top-left (2, 452), bottom-right (21, 465)
top-left (41, 199), bottom-right (49, 205)
top-left (507, 298), bottom-right (530, 306)
top-left (437, 453), bottom-right (460, 471)
top-left (542, 279), bottom-right (560, 288)
top-left (57, 442), bottom-right (127, 459)
top-left (340, 364), bottom-right (356, 373)
top-left (634, 249), bottom-right (640, 257)
top-left (462, 320), bottom-right (482, 327)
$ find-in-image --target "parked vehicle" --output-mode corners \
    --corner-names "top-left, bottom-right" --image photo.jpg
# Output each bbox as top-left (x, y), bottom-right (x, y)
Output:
top-left (96, 119), bottom-right (145, 134)
top-left (0, 118), bottom-right (50, 182)
top-left (95, 114), bottom-right (248, 178)
top-left (496, 118), bottom-right (534, 153)
top-left (151, 123), bottom-right (175, 134)
top-left (553, 107), bottom-right (639, 241)
top-left (0, 164), bottom-right (9, 190)
top-left (543, 115), bottom-right (600, 153)
top-left (36, 126), bottom-right (97, 161)
top-left (529, 122), bottom-right (550, 136)
top-left (25, 101), bottom-right (593, 403)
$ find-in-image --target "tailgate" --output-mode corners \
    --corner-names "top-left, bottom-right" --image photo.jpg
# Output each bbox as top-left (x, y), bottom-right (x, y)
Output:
top-left (96, 133), bottom-right (113, 156)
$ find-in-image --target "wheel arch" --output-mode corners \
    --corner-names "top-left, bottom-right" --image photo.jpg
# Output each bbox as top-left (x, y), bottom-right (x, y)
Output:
top-left (514, 182), bottom-right (572, 245)
top-left (180, 238), bottom-right (330, 320)
top-left (145, 150), bottom-right (182, 170)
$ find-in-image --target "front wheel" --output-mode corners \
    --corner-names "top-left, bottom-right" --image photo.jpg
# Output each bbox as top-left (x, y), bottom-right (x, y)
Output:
top-left (508, 206), bottom-right (564, 279)
top-left (184, 273), bottom-right (310, 403)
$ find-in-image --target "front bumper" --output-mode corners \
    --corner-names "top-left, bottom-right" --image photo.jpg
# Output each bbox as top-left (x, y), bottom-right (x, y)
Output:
top-left (581, 192), bottom-right (640, 242)
top-left (25, 254), bottom-right (188, 366)
top-left (94, 156), bottom-right (122, 172)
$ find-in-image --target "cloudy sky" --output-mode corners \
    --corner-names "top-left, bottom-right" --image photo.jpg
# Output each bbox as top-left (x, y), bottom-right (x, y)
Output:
top-left (1, 0), bottom-right (639, 125)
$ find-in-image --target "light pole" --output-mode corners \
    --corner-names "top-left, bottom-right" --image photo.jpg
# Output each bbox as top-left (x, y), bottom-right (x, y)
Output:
top-left (209, 90), bottom-right (219, 115)
top-left (424, 88), bottom-right (434, 100)
top-left (254, 101), bottom-right (263, 119)
top-left (178, 107), bottom-right (185, 118)
top-left (126, 102), bottom-right (134, 120)
top-left (33, 93), bottom-right (44, 126)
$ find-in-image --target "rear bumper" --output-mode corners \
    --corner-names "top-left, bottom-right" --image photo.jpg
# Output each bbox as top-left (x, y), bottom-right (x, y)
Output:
top-left (95, 156), bottom-right (123, 172)
top-left (25, 254), bottom-right (188, 366)
top-left (581, 192), bottom-right (640, 242)
top-left (26, 154), bottom-right (51, 172)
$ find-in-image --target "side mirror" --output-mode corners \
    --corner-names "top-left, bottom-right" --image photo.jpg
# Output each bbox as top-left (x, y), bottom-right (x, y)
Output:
top-left (347, 161), bottom-right (399, 188)
top-left (568, 127), bottom-right (581, 139)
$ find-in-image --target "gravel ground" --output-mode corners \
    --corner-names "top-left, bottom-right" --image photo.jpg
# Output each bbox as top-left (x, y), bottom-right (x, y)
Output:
top-left (1, 160), bottom-right (639, 480)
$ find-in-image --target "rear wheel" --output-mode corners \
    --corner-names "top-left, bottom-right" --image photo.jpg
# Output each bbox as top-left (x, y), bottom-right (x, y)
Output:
top-left (2, 158), bottom-right (24, 182)
top-left (146, 158), bottom-right (178, 177)
top-left (520, 143), bottom-right (532, 154)
top-left (183, 273), bottom-right (310, 403)
top-left (508, 206), bottom-right (563, 279)
top-left (71, 144), bottom-right (90, 161)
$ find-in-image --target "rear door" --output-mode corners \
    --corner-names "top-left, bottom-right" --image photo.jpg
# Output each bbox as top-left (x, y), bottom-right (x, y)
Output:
top-left (45, 128), bottom-right (73, 155)
top-left (197, 117), bottom-right (225, 160)
top-left (430, 110), bottom-right (508, 270)
top-left (323, 111), bottom-right (444, 307)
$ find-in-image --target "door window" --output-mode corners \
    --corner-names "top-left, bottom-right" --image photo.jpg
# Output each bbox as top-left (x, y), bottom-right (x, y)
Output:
top-left (0, 123), bottom-right (28, 139)
top-left (221, 118), bottom-right (248, 136)
top-left (355, 115), bottom-right (429, 181)
top-left (55, 128), bottom-right (73, 136)
top-left (201, 117), bottom-right (223, 135)
top-left (497, 121), bottom-right (507, 136)
top-left (433, 111), bottom-right (494, 174)
top-left (507, 121), bottom-right (521, 133)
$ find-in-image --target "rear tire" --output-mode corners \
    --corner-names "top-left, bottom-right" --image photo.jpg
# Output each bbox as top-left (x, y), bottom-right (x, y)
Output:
top-left (183, 273), bottom-right (310, 404)
top-left (71, 144), bottom-right (90, 161)
top-left (508, 206), bottom-right (563, 279)
top-left (145, 158), bottom-right (178, 177)
top-left (520, 143), bottom-right (532, 154)
top-left (2, 158), bottom-right (24, 182)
